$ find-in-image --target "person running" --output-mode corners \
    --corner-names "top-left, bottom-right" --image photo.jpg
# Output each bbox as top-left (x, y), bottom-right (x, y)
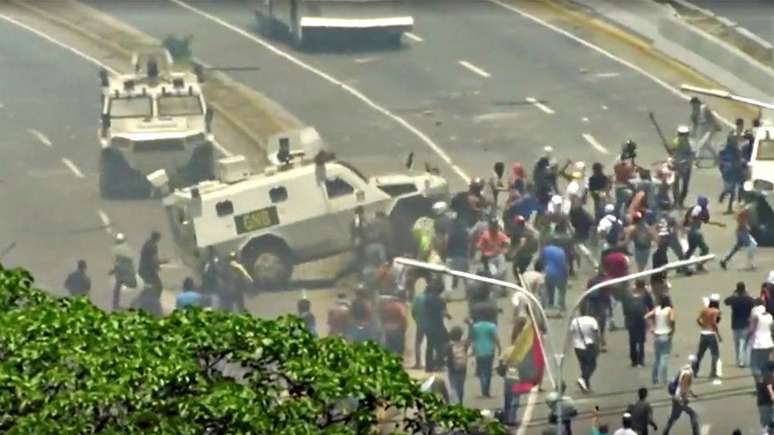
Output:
top-left (663, 356), bottom-right (700, 435)
top-left (64, 259), bottom-right (91, 297)
top-left (750, 301), bottom-right (774, 383)
top-left (588, 162), bottom-right (612, 222)
top-left (626, 387), bottom-right (657, 435)
top-left (445, 325), bottom-right (469, 404)
top-left (476, 219), bottom-right (510, 280)
top-left (645, 295), bottom-right (675, 385)
top-left (689, 96), bottom-right (722, 163)
top-left (509, 215), bottom-right (539, 276)
top-left (718, 133), bottom-right (744, 214)
top-left (720, 207), bottom-right (757, 271)
top-left (724, 282), bottom-right (755, 367)
top-left (692, 294), bottom-right (721, 379)
top-left (571, 304), bottom-right (600, 393)
top-left (682, 196), bottom-right (718, 273)
top-left (109, 233), bottom-right (137, 311)
top-left (597, 204), bottom-right (624, 252)
top-left (471, 309), bottom-right (501, 398)
top-left (624, 279), bottom-right (654, 367)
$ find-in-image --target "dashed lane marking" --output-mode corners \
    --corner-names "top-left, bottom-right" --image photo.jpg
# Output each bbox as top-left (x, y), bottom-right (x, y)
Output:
top-left (526, 97), bottom-right (556, 115)
top-left (582, 133), bottom-right (610, 154)
top-left (404, 32), bottom-right (423, 42)
top-left (98, 210), bottom-right (112, 234)
top-left (61, 158), bottom-right (85, 178)
top-left (484, 0), bottom-right (733, 128)
top-left (169, 0), bottom-right (470, 182)
top-left (594, 72), bottom-right (621, 78)
top-left (28, 129), bottom-right (52, 147)
top-left (458, 60), bottom-right (491, 78)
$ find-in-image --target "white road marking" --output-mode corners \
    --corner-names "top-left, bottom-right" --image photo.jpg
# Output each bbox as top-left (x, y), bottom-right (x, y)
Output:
top-left (61, 158), bottom-right (85, 178)
top-left (582, 133), bottom-right (610, 154)
top-left (169, 0), bottom-right (470, 182)
top-left (602, 105), bottom-right (609, 110)
top-left (515, 387), bottom-right (539, 435)
top-left (404, 32), bottom-right (423, 42)
top-left (525, 97), bottom-right (556, 115)
top-left (582, 116), bottom-right (590, 122)
top-left (458, 60), bottom-right (491, 78)
top-left (0, 14), bottom-right (117, 74)
top-left (594, 72), bottom-right (621, 78)
top-left (700, 424), bottom-right (711, 435)
top-left (98, 210), bottom-right (112, 234)
top-left (354, 57), bottom-right (376, 64)
top-left (484, 0), bottom-right (733, 128)
top-left (27, 129), bottom-right (52, 147)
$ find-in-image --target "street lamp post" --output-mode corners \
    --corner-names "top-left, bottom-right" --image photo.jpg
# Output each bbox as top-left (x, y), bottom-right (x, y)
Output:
top-left (552, 254), bottom-right (715, 432)
top-left (394, 257), bottom-right (559, 390)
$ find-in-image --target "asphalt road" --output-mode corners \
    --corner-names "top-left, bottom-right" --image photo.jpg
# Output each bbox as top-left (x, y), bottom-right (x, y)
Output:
top-left (689, 0), bottom-right (774, 44)
top-left (4, 0), bottom-right (774, 432)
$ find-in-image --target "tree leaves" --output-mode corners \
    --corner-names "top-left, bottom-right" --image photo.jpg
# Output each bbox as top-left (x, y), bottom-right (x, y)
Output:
top-left (0, 267), bottom-right (503, 434)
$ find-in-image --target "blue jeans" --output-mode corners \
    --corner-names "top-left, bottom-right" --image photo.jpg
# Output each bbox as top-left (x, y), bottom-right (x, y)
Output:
top-left (732, 328), bottom-right (750, 366)
top-left (545, 274), bottom-right (567, 310)
top-left (652, 334), bottom-right (672, 384)
top-left (503, 379), bottom-right (522, 425)
top-left (751, 348), bottom-right (772, 382)
top-left (448, 369), bottom-right (466, 405)
top-left (476, 355), bottom-right (494, 396)
top-left (759, 404), bottom-right (774, 430)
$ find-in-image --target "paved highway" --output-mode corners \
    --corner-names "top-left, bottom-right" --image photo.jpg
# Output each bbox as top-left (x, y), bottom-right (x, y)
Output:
top-left (690, 0), bottom-right (774, 44)
top-left (3, 0), bottom-right (774, 432)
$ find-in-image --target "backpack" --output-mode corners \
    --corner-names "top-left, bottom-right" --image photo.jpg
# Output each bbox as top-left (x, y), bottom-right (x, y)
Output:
top-left (605, 218), bottom-right (623, 245)
top-left (450, 342), bottom-right (467, 370)
top-left (667, 371), bottom-right (683, 395)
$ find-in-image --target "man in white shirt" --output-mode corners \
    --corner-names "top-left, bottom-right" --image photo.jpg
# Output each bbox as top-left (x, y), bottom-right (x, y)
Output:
top-left (571, 305), bottom-right (600, 392)
top-left (749, 303), bottom-right (774, 382)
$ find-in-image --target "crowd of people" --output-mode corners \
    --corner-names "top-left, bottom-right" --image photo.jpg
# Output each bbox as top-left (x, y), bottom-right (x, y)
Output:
top-left (55, 97), bottom-right (773, 433)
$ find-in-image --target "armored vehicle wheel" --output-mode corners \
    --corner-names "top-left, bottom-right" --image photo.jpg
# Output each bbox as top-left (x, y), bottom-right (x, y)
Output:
top-left (243, 242), bottom-right (293, 290)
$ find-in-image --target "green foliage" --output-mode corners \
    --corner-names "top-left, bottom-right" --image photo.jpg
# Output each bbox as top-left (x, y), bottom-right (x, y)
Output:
top-left (162, 35), bottom-right (193, 61)
top-left (0, 266), bottom-right (503, 434)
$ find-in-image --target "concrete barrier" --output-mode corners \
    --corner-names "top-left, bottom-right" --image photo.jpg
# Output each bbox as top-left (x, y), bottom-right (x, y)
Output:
top-left (658, 16), bottom-right (774, 99)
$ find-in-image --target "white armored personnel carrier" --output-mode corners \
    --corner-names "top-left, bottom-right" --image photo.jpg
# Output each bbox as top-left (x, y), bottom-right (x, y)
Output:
top-left (155, 152), bottom-right (448, 289)
top-left (99, 49), bottom-right (215, 198)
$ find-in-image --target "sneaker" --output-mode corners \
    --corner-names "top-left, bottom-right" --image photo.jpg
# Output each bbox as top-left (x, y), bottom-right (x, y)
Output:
top-left (577, 377), bottom-right (588, 392)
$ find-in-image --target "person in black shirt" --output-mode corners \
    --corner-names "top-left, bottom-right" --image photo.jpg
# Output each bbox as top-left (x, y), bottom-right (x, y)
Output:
top-left (626, 387), bottom-right (657, 435)
top-left (623, 279), bottom-right (654, 367)
top-left (64, 259), bottom-right (91, 297)
top-left (424, 278), bottom-right (450, 372)
top-left (724, 282), bottom-right (755, 367)
top-left (588, 162), bottom-right (611, 222)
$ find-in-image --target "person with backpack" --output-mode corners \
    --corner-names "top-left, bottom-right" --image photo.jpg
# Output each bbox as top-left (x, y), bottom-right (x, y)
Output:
top-left (645, 295), bottom-right (675, 385)
top-left (663, 356), bottom-right (700, 435)
top-left (719, 207), bottom-right (757, 271)
top-left (597, 204), bottom-right (624, 252)
top-left (445, 326), bottom-right (469, 405)
top-left (627, 212), bottom-right (657, 272)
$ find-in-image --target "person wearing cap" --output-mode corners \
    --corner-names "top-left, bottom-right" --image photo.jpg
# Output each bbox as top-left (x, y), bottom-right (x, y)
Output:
top-left (663, 355), bottom-right (700, 435)
top-left (692, 294), bottom-right (722, 379)
top-left (749, 299), bottom-right (774, 382)
top-left (625, 387), bottom-right (657, 435)
top-left (109, 232), bottom-right (137, 311)
top-left (612, 412), bottom-right (637, 435)
top-left (597, 204), bottom-right (624, 252)
top-left (668, 125), bottom-right (694, 209)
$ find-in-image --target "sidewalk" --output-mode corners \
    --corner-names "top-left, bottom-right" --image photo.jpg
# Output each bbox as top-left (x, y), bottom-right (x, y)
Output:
top-left (566, 0), bottom-right (774, 102)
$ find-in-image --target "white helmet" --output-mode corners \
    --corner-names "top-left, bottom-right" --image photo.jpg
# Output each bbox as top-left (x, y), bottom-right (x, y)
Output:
top-left (604, 204), bottom-right (615, 214)
top-left (573, 161), bottom-right (586, 172)
top-left (543, 146), bottom-right (554, 157)
top-left (551, 194), bottom-right (563, 206)
top-left (431, 201), bottom-right (448, 215)
top-left (677, 125), bottom-right (690, 135)
top-left (114, 233), bottom-right (125, 243)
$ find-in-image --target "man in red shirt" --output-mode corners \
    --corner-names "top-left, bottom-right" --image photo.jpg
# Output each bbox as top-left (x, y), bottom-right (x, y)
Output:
top-left (477, 219), bottom-right (511, 279)
top-left (602, 248), bottom-right (630, 330)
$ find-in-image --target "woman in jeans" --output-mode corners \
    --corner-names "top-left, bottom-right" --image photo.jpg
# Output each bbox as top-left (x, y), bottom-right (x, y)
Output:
top-left (645, 295), bottom-right (675, 385)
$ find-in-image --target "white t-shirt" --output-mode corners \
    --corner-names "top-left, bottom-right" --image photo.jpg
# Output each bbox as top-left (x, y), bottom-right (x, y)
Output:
top-left (597, 214), bottom-right (621, 237)
top-left (521, 270), bottom-right (545, 297)
top-left (752, 308), bottom-right (774, 350)
top-left (613, 429), bottom-right (637, 435)
top-left (571, 316), bottom-right (599, 350)
top-left (653, 306), bottom-right (673, 335)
